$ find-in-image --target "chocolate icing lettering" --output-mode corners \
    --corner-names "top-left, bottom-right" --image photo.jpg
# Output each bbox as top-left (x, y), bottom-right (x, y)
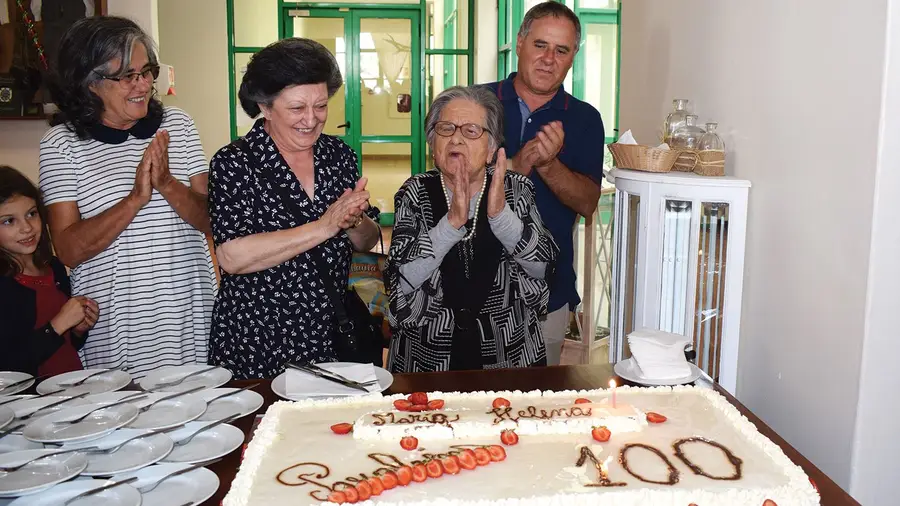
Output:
top-left (367, 453), bottom-right (404, 470)
top-left (275, 462), bottom-right (333, 501)
top-left (618, 444), bottom-right (680, 486)
top-left (576, 446), bottom-right (627, 487)
top-left (488, 406), bottom-right (593, 425)
top-left (370, 412), bottom-right (460, 426)
top-left (673, 438), bottom-right (744, 481)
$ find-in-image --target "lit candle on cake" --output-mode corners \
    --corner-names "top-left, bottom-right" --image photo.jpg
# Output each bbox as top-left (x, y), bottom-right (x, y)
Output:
top-left (609, 379), bottom-right (617, 408)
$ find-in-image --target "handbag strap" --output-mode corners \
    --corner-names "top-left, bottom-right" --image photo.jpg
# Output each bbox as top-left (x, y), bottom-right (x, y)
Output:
top-left (231, 138), bottom-right (355, 332)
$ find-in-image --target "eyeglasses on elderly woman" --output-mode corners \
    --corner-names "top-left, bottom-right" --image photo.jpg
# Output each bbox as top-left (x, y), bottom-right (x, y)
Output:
top-left (432, 121), bottom-right (491, 140)
top-left (93, 65), bottom-right (161, 86)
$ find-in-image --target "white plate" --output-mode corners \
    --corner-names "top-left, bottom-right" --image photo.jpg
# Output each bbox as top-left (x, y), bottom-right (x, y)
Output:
top-left (22, 401), bottom-right (140, 444)
top-left (37, 370), bottom-right (132, 397)
top-left (62, 428), bottom-right (174, 477)
top-left (614, 358), bottom-right (703, 386)
top-left (161, 422), bottom-right (243, 464)
top-left (139, 366), bottom-right (232, 393)
top-left (114, 463), bottom-right (219, 505)
top-left (0, 408), bottom-right (13, 432)
top-left (0, 449), bottom-right (88, 497)
top-left (196, 388), bottom-right (264, 422)
top-left (7, 478), bottom-right (142, 506)
top-left (3, 396), bottom-right (92, 421)
top-left (0, 435), bottom-right (42, 455)
top-left (83, 392), bottom-right (206, 431)
top-left (0, 374), bottom-right (33, 397)
top-left (271, 362), bottom-right (393, 401)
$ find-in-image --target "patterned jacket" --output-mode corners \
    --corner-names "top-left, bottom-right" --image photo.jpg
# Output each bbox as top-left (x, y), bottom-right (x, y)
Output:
top-left (386, 169), bottom-right (558, 372)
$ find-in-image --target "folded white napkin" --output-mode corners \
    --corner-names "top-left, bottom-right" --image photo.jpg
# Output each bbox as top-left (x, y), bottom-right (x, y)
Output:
top-left (627, 329), bottom-right (692, 380)
top-left (286, 363), bottom-right (380, 397)
top-left (617, 129), bottom-right (638, 145)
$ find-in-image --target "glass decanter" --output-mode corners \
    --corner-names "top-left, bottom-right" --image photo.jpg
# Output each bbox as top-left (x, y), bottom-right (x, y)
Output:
top-left (671, 115), bottom-right (705, 150)
top-left (698, 122), bottom-right (725, 152)
top-left (664, 99), bottom-right (690, 143)
top-left (697, 122), bottom-right (726, 175)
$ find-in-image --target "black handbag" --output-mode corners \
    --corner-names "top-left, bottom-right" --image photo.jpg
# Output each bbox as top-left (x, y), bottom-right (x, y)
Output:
top-left (230, 138), bottom-right (385, 367)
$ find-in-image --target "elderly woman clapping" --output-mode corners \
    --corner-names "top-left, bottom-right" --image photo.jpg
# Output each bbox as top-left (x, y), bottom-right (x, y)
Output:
top-left (385, 86), bottom-right (558, 373)
top-left (208, 38), bottom-right (381, 379)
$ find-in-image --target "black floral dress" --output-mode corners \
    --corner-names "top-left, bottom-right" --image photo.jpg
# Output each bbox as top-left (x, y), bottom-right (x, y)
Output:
top-left (207, 119), bottom-right (367, 379)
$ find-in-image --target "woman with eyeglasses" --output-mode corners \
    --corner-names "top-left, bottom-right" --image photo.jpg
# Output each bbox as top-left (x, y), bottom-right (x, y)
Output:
top-left (37, 17), bottom-right (216, 377)
top-left (385, 86), bottom-right (558, 373)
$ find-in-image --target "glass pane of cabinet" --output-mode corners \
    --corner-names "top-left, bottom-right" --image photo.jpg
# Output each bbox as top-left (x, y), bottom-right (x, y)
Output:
top-left (658, 200), bottom-right (693, 335)
top-left (621, 192), bottom-right (641, 359)
top-left (694, 202), bottom-right (729, 382)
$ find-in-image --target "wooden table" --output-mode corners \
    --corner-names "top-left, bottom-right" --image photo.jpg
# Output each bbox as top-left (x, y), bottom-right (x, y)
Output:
top-left (202, 364), bottom-right (859, 506)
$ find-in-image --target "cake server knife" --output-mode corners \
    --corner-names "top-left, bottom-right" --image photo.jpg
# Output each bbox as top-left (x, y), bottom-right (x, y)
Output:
top-left (286, 363), bottom-right (370, 393)
top-left (304, 363), bottom-right (379, 388)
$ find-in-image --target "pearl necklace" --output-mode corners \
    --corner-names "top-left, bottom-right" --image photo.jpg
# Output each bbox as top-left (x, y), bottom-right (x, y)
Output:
top-left (440, 170), bottom-right (487, 242)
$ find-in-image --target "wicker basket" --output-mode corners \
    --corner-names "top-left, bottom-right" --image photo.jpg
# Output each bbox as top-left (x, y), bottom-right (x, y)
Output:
top-left (608, 143), bottom-right (679, 173)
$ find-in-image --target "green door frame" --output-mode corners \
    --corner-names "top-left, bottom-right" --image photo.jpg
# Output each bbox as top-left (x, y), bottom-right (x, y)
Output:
top-left (283, 6), bottom-right (422, 226)
top-left (571, 7), bottom-right (619, 144)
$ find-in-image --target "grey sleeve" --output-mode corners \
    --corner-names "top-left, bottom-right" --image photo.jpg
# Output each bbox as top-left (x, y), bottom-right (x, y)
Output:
top-left (398, 216), bottom-right (466, 294)
top-left (489, 203), bottom-right (548, 279)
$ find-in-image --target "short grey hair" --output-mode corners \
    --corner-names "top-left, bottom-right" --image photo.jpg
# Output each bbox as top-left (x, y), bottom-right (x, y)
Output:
top-left (518, 1), bottom-right (581, 53)
top-left (425, 86), bottom-right (505, 156)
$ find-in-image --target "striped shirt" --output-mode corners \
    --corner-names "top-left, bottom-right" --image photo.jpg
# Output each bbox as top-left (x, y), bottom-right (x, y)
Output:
top-left (39, 107), bottom-right (216, 378)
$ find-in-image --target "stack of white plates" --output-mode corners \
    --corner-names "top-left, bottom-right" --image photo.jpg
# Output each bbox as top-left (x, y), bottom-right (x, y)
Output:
top-left (0, 365), bottom-right (255, 505)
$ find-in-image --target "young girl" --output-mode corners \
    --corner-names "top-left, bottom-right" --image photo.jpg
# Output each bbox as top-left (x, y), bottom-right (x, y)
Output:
top-left (0, 166), bottom-right (99, 377)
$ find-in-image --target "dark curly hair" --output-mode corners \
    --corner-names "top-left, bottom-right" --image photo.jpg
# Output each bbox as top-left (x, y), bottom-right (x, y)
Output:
top-left (0, 166), bottom-right (54, 277)
top-left (47, 16), bottom-right (163, 139)
top-left (239, 38), bottom-right (343, 118)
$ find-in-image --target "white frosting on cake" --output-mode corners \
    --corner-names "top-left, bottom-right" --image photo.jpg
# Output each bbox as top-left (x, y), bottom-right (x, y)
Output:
top-left (352, 397), bottom-right (646, 441)
top-left (224, 386), bottom-right (820, 506)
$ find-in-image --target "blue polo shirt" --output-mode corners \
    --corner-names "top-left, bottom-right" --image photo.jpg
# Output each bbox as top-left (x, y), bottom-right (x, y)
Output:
top-left (483, 73), bottom-right (605, 312)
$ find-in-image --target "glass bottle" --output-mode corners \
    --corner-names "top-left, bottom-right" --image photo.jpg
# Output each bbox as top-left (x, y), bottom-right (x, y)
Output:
top-left (671, 115), bottom-right (705, 150)
top-left (664, 99), bottom-right (690, 144)
top-left (697, 122), bottom-right (726, 175)
top-left (698, 122), bottom-right (725, 152)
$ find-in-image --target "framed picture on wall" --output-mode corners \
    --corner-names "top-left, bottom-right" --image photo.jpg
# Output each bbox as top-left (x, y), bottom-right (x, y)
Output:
top-left (0, 0), bottom-right (106, 118)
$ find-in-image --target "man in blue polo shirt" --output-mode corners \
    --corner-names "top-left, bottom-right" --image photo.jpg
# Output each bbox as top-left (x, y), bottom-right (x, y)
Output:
top-left (483, 2), bottom-right (604, 365)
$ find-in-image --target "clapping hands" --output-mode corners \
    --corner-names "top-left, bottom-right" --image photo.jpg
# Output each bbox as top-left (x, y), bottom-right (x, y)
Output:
top-left (323, 177), bottom-right (370, 234)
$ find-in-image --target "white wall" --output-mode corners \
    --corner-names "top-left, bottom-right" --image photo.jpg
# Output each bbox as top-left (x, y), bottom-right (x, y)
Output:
top-left (157, 0), bottom-right (230, 159)
top-left (619, 0), bottom-right (886, 493)
top-left (0, 122), bottom-right (49, 184)
top-left (107, 0), bottom-right (159, 43)
top-left (849, 0), bottom-right (900, 502)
